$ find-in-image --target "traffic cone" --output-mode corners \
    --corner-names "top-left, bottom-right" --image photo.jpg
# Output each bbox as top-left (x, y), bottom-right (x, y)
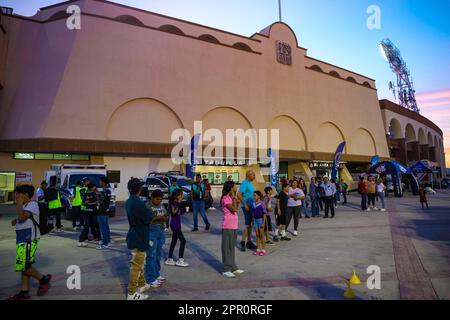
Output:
top-left (349, 269), bottom-right (361, 285)
top-left (344, 282), bottom-right (356, 300)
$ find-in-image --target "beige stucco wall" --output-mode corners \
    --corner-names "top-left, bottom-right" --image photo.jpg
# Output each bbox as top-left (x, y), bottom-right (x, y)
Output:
top-left (1, 1), bottom-right (390, 162)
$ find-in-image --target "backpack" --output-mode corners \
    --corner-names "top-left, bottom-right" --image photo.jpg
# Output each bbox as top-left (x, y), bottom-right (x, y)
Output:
top-left (30, 201), bottom-right (53, 236)
top-left (316, 186), bottom-right (325, 198)
top-left (357, 182), bottom-right (363, 194)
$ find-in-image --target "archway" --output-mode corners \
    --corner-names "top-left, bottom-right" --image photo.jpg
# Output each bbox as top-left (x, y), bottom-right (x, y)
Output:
top-left (106, 98), bottom-right (183, 143)
top-left (311, 122), bottom-right (346, 153)
top-left (388, 118), bottom-right (403, 139)
top-left (268, 115), bottom-right (307, 151)
top-left (348, 128), bottom-right (377, 156)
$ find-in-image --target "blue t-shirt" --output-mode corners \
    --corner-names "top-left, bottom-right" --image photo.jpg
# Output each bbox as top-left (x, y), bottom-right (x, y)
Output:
top-left (239, 179), bottom-right (255, 208)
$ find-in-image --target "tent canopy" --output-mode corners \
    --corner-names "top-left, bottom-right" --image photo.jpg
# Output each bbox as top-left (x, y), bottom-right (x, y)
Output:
top-left (368, 160), bottom-right (413, 176)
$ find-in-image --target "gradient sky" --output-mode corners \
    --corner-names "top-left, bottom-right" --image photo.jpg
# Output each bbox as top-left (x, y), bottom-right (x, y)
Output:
top-left (2, 0), bottom-right (450, 151)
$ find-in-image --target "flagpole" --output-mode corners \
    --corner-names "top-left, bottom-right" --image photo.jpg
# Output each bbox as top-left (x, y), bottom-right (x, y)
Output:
top-left (278, 0), bottom-right (282, 22)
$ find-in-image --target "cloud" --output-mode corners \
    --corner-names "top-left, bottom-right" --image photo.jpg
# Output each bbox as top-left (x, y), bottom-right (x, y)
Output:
top-left (416, 88), bottom-right (450, 109)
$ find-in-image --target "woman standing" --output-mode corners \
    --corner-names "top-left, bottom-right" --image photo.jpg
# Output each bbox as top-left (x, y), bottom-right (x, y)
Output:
top-left (376, 179), bottom-right (387, 212)
top-left (286, 180), bottom-right (305, 236)
top-left (309, 178), bottom-right (320, 217)
top-left (221, 181), bottom-right (244, 278)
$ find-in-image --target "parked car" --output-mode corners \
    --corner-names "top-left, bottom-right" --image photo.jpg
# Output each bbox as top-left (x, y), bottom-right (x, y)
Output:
top-left (140, 176), bottom-right (170, 207)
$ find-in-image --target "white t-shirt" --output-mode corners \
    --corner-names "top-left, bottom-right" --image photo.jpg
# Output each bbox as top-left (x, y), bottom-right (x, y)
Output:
top-left (15, 201), bottom-right (40, 242)
top-left (288, 187), bottom-right (304, 207)
top-left (376, 183), bottom-right (386, 193)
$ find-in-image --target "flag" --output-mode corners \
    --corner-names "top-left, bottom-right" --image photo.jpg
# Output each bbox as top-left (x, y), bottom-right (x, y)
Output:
top-left (185, 134), bottom-right (201, 179)
top-left (331, 142), bottom-right (346, 180)
top-left (371, 155), bottom-right (379, 167)
top-left (268, 148), bottom-right (278, 187)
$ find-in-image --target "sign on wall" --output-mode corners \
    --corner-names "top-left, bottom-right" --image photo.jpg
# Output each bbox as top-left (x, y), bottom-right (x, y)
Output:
top-left (16, 171), bottom-right (32, 182)
top-left (276, 41), bottom-right (292, 65)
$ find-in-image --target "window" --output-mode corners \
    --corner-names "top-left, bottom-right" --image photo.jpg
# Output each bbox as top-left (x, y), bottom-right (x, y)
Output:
top-left (146, 178), bottom-right (167, 188)
top-left (14, 153), bottom-right (34, 159)
top-left (35, 153), bottom-right (54, 160)
top-left (71, 154), bottom-right (90, 161)
top-left (107, 170), bottom-right (121, 183)
top-left (13, 153), bottom-right (90, 160)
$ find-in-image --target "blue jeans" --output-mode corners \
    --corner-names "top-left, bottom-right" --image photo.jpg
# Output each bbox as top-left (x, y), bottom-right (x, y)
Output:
top-left (311, 196), bottom-right (320, 217)
top-left (377, 192), bottom-right (385, 209)
top-left (97, 215), bottom-right (110, 246)
top-left (192, 199), bottom-right (209, 229)
top-left (145, 225), bottom-right (166, 283)
top-left (361, 193), bottom-right (368, 210)
top-left (302, 200), bottom-right (310, 217)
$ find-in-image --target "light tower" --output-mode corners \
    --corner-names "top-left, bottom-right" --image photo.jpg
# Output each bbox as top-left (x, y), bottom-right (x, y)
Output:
top-left (379, 38), bottom-right (420, 113)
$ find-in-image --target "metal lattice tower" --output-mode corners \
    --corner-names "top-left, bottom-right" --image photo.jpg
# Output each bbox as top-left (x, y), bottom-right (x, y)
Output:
top-left (380, 38), bottom-right (420, 113)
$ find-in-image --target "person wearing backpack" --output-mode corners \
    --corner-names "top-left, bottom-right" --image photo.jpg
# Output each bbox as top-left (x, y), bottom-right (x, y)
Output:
top-left (191, 174), bottom-right (211, 232)
top-left (8, 185), bottom-right (52, 300)
top-left (45, 180), bottom-right (63, 233)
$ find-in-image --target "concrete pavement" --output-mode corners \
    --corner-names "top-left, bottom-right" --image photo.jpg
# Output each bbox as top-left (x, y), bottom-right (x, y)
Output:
top-left (0, 191), bottom-right (449, 300)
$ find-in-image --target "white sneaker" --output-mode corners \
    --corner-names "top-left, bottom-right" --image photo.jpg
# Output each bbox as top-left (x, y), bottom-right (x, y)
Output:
top-left (150, 280), bottom-right (161, 288)
top-left (175, 258), bottom-right (189, 267)
top-left (165, 258), bottom-right (176, 266)
top-left (374, 207), bottom-right (379, 211)
top-left (77, 242), bottom-right (88, 247)
top-left (233, 269), bottom-right (245, 275)
top-left (127, 292), bottom-right (149, 300)
top-left (55, 228), bottom-right (63, 233)
top-left (380, 208), bottom-right (386, 212)
top-left (222, 271), bottom-right (236, 278)
top-left (156, 276), bottom-right (166, 283)
top-left (96, 245), bottom-right (109, 250)
top-left (365, 209), bottom-right (370, 212)
top-left (293, 230), bottom-right (298, 236)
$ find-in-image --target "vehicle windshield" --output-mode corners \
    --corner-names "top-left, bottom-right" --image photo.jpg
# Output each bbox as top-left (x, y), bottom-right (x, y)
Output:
top-left (69, 174), bottom-right (104, 189)
top-left (176, 178), bottom-right (191, 187)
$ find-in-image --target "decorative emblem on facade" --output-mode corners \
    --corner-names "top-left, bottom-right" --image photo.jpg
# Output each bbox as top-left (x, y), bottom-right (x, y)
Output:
top-left (276, 41), bottom-right (292, 65)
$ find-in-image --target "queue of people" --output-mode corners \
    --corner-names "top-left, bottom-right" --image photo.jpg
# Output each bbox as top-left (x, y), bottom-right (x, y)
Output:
top-left (7, 169), bottom-right (388, 300)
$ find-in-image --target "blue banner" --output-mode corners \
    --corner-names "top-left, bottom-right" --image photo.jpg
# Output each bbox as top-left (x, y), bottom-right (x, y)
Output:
top-left (370, 155), bottom-right (379, 167)
top-left (331, 141), bottom-right (346, 180)
top-left (269, 148), bottom-right (278, 187)
top-left (185, 134), bottom-right (201, 179)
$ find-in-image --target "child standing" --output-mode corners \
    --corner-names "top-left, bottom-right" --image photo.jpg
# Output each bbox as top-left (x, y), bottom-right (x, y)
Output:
top-left (165, 189), bottom-right (189, 267)
top-left (220, 181), bottom-right (244, 278)
top-left (419, 187), bottom-right (429, 208)
top-left (252, 191), bottom-right (267, 256)
top-left (143, 189), bottom-right (169, 289)
top-left (274, 184), bottom-right (291, 241)
top-left (263, 187), bottom-right (275, 245)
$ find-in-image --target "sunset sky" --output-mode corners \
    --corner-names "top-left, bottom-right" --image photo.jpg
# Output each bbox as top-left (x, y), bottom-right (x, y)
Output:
top-left (2, 0), bottom-right (449, 155)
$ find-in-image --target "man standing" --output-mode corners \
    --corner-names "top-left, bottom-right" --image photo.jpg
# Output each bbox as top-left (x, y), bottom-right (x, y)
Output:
top-left (97, 177), bottom-right (112, 250)
top-left (340, 179), bottom-right (348, 205)
top-left (8, 185), bottom-right (51, 300)
top-left (191, 174), bottom-right (211, 232)
top-left (321, 177), bottom-right (336, 218)
top-left (71, 181), bottom-right (83, 230)
top-left (359, 176), bottom-right (368, 211)
top-left (237, 170), bottom-right (257, 251)
top-left (35, 181), bottom-right (47, 202)
top-left (45, 180), bottom-right (63, 232)
top-left (125, 178), bottom-right (153, 300)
